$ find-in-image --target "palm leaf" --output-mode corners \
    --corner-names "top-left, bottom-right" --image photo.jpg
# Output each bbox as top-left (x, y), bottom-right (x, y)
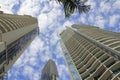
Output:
top-left (55, 0), bottom-right (90, 17)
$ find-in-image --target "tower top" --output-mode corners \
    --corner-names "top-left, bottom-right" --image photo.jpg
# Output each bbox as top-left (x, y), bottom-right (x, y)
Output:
top-left (41, 59), bottom-right (59, 80)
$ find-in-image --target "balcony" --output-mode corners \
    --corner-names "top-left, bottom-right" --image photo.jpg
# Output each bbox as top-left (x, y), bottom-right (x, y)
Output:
top-left (99, 53), bottom-right (109, 63)
top-left (94, 51), bottom-right (104, 58)
top-left (99, 70), bottom-right (113, 80)
top-left (104, 57), bottom-right (116, 68)
top-left (92, 65), bottom-right (106, 80)
top-left (83, 53), bottom-right (92, 64)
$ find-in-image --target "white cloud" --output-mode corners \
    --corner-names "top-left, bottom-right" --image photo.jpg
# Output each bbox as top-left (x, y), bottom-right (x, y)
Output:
top-left (95, 15), bottom-right (106, 29)
top-left (18, 0), bottom-right (41, 16)
top-left (0, 0), bottom-right (19, 14)
top-left (99, 1), bottom-right (111, 14)
top-left (109, 14), bottom-right (120, 27)
top-left (33, 72), bottom-right (40, 80)
top-left (88, 14), bottom-right (94, 24)
top-left (57, 64), bottom-right (69, 78)
top-left (86, 0), bottom-right (96, 9)
top-left (38, 13), bottom-right (50, 32)
top-left (112, 0), bottom-right (120, 10)
top-left (23, 65), bottom-right (34, 79)
top-left (79, 14), bottom-right (87, 23)
top-left (63, 20), bottom-right (73, 27)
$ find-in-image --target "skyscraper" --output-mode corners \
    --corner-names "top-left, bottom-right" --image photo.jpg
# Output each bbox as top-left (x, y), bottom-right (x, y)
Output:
top-left (41, 59), bottom-right (59, 80)
top-left (0, 11), bottom-right (39, 79)
top-left (60, 24), bottom-right (120, 80)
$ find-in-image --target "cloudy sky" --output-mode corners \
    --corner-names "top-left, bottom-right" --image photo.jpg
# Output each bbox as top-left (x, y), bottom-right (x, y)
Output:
top-left (0, 0), bottom-right (120, 80)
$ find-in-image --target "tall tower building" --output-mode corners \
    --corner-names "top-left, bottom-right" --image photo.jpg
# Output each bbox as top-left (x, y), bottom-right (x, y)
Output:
top-left (0, 11), bottom-right (39, 79)
top-left (41, 59), bottom-right (59, 80)
top-left (60, 24), bottom-right (120, 80)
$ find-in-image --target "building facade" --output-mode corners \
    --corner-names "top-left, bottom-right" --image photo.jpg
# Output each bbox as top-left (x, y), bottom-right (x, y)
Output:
top-left (60, 24), bottom-right (120, 80)
top-left (0, 11), bottom-right (39, 79)
top-left (41, 59), bottom-right (59, 80)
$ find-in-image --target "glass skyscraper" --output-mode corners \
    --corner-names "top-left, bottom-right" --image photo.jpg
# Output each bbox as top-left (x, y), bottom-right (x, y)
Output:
top-left (0, 11), bottom-right (39, 79)
top-left (60, 24), bottom-right (120, 80)
top-left (41, 59), bottom-right (59, 80)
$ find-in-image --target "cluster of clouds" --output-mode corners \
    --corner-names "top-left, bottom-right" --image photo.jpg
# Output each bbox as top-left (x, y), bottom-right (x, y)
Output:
top-left (0, 0), bottom-right (120, 80)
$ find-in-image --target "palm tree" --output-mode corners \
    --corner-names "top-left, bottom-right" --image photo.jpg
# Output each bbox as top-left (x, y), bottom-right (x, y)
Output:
top-left (55, 0), bottom-right (90, 17)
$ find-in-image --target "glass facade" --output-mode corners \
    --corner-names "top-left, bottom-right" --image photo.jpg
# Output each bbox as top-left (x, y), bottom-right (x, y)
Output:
top-left (60, 39), bottom-right (82, 80)
top-left (7, 28), bottom-right (39, 60)
top-left (0, 28), bottom-right (39, 74)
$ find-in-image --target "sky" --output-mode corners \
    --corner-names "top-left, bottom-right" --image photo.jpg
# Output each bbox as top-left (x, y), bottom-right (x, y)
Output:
top-left (0, 0), bottom-right (120, 80)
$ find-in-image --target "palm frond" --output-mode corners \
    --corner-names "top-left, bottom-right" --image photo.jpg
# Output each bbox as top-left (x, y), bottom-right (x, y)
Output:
top-left (55, 0), bottom-right (90, 17)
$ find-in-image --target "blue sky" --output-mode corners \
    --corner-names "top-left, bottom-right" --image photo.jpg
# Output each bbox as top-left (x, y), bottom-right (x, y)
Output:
top-left (0, 0), bottom-right (120, 80)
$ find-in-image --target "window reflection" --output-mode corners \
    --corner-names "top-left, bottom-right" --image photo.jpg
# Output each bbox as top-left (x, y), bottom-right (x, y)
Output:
top-left (60, 40), bottom-right (82, 80)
